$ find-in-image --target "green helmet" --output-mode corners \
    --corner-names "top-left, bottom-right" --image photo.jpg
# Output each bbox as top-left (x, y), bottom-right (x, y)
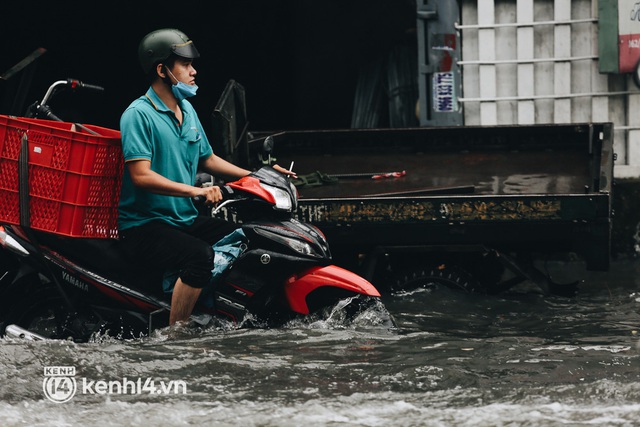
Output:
top-left (138, 28), bottom-right (200, 73)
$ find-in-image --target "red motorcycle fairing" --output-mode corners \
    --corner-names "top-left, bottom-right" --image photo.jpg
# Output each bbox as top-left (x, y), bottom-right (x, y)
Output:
top-left (227, 176), bottom-right (276, 204)
top-left (284, 265), bottom-right (381, 314)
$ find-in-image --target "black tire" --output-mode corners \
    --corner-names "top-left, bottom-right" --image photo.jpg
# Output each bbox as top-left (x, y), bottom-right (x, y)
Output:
top-left (2, 286), bottom-right (103, 342)
top-left (391, 264), bottom-right (484, 294)
top-left (342, 294), bottom-right (397, 329)
top-left (301, 294), bottom-right (396, 329)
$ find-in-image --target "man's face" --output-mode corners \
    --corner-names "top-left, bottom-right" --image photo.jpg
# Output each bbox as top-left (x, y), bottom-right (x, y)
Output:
top-left (167, 59), bottom-right (197, 85)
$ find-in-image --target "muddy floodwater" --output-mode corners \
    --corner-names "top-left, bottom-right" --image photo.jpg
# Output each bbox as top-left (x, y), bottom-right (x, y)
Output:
top-left (1, 258), bottom-right (639, 426)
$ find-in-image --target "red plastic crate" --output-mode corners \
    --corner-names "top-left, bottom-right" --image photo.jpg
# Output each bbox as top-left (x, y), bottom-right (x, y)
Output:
top-left (0, 190), bottom-right (120, 238)
top-left (0, 115), bottom-right (123, 238)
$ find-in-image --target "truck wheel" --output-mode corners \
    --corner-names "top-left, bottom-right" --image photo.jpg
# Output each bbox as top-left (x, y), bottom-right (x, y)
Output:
top-left (391, 264), bottom-right (484, 294)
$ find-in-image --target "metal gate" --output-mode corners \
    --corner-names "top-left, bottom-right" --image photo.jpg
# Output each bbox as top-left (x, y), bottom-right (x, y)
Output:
top-left (457, 0), bottom-right (640, 178)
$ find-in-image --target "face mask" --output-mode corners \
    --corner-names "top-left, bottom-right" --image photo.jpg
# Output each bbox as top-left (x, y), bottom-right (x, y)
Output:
top-left (166, 68), bottom-right (198, 101)
top-left (171, 81), bottom-right (198, 101)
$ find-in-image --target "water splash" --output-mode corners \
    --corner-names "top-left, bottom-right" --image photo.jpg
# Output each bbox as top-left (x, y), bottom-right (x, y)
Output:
top-left (287, 296), bottom-right (397, 332)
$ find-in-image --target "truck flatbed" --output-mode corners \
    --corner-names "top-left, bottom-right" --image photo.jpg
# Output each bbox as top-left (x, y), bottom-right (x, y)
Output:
top-left (213, 82), bottom-right (613, 294)
top-left (292, 149), bottom-right (588, 199)
top-left (254, 124), bottom-right (613, 292)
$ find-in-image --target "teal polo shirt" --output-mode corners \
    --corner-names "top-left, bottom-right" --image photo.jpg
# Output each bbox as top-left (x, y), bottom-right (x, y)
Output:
top-left (118, 87), bottom-right (213, 231)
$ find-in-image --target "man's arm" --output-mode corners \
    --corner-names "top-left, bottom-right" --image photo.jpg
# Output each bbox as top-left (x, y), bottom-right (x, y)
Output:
top-left (200, 154), bottom-right (297, 180)
top-left (199, 154), bottom-right (251, 181)
top-left (127, 159), bottom-right (204, 198)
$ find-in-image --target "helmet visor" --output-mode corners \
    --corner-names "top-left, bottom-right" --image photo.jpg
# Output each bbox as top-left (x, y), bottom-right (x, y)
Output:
top-left (172, 40), bottom-right (200, 60)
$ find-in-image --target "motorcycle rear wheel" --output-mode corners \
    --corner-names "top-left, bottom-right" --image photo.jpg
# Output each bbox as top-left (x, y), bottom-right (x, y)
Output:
top-left (2, 286), bottom-right (102, 342)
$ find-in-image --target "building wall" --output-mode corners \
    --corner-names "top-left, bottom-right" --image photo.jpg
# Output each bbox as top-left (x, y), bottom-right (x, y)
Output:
top-left (460, 0), bottom-right (640, 178)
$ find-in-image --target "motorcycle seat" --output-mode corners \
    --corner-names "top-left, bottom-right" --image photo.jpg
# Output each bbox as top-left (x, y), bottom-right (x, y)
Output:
top-left (32, 231), bottom-right (163, 296)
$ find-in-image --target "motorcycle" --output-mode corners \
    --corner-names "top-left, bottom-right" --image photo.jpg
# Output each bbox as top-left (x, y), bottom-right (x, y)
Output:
top-left (0, 79), bottom-right (389, 342)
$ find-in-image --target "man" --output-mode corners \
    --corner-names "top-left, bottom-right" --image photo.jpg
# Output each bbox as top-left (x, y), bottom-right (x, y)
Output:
top-left (118, 28), bottom-right (291, 325)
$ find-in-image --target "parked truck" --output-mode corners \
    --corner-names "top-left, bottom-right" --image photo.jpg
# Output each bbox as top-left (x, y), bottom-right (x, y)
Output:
top-left (213, 81), bottom-right (614, 296)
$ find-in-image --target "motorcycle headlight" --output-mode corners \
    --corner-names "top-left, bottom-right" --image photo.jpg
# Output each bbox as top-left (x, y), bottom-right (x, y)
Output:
top-left (262, 183), bottom-right (294, 211)
top-left (254, 226), bottom-right (319, 257)
top-left (290, 181), bottom-right (298, 210)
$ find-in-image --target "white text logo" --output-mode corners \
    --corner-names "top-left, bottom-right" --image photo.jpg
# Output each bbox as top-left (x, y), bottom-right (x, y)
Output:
top-left (43, 366), bottom-right (77, 403)
top-left (43, 366), bottom-right (187, 403)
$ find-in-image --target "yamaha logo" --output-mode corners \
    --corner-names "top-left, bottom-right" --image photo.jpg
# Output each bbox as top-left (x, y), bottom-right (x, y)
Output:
top-left (260, 253), bottom-right (271, 264)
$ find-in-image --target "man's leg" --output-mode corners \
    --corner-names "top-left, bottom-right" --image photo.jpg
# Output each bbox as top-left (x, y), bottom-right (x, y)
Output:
top-left (165, 217), bottom-right (238, 324)
top-left (186, 216), bottom-right (239, 245)
top-left (170, 278), bottom-right (202, 325)
top-left (120, 218), bottom-right (236, 324)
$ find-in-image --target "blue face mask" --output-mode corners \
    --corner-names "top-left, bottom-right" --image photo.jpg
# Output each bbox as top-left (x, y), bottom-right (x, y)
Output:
top-left (167, 68), bottom-right (198, 101)
top-left (171, 81), bottom-right (198, 101)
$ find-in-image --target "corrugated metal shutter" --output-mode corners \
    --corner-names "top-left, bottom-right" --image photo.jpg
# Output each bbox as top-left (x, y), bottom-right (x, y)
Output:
top-left (459, 0), bottom-right (640, 178)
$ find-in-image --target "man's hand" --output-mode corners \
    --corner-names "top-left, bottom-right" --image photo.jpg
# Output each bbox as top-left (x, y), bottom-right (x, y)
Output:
top-left (273, 164), bottom-right (297, 178)
top-left (197, 185), bottom-right (224, 205)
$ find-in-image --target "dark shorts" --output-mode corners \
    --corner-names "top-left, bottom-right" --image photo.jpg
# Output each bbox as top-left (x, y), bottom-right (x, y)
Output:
top-left (118, 216), bottom-right (238, 289)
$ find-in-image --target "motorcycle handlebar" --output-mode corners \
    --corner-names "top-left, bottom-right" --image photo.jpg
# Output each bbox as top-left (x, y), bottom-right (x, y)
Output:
top-left (75, 81), bottom-right (105, 92)
top-left (40, 79), bottom-right (104, 106)
top-left (192, 185), bottom-right (233, 205)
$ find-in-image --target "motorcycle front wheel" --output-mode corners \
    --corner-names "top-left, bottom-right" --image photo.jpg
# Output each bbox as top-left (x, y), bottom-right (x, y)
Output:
top-left (306, 294), bottom-right (397, 330)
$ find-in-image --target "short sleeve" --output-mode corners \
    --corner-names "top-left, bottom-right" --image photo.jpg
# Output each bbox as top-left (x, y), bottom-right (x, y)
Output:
top-left (120, 105), bottom-right (153, 162)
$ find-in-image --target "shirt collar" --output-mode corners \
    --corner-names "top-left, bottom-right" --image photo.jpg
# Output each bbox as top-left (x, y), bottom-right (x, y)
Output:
top-left (144, 87), bottom-right (188, 117)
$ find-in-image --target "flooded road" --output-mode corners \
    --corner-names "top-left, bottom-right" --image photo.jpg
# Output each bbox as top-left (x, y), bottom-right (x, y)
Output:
top-left (1, 258), bottom-right (640, 426)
